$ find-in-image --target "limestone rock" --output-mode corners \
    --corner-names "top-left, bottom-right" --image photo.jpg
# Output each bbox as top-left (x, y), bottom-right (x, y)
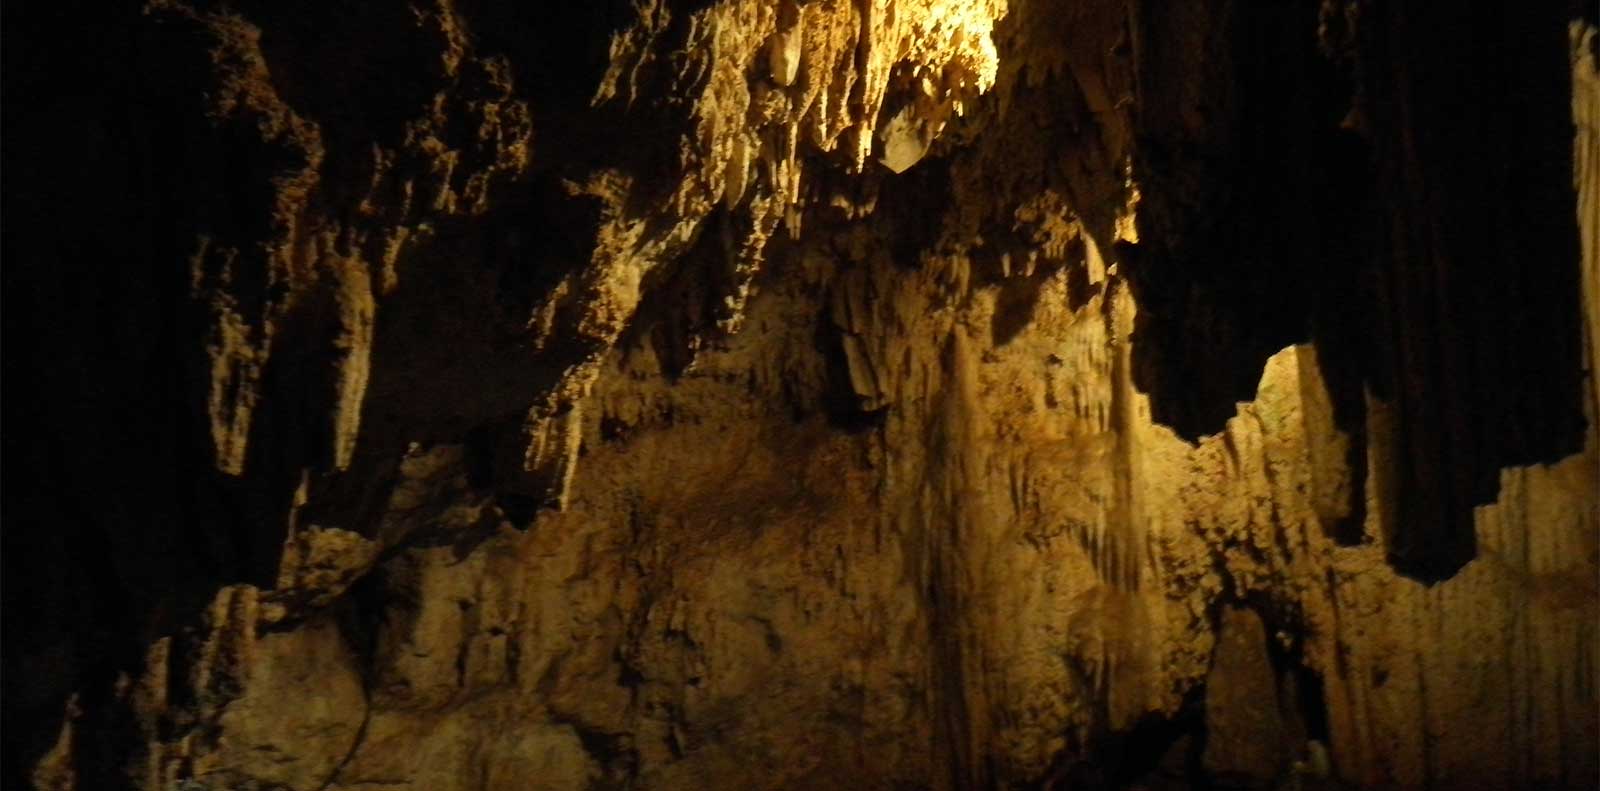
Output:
top-left (4, 5), bottom-right (1596, 791)
top-left (1202, 608), bottom-right (1287, 788)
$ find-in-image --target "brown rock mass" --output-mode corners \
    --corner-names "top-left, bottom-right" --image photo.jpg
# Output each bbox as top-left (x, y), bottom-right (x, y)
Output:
top-left (3, 2), bottom-right (1596, 790)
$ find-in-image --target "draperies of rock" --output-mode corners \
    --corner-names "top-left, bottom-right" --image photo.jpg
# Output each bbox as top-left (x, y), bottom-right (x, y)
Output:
top-left (4, 2), bottom-right (1595, 790)
top-left (1122, 0), bottom-right (1590, 582)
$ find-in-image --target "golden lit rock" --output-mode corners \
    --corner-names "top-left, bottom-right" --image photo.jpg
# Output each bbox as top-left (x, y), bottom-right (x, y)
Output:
top-left (5, 4), bottom-right (1595, 791)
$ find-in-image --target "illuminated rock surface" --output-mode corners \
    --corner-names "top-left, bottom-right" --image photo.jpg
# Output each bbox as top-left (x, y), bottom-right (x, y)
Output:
top-left (3, 3), bottom-right (1596, 790)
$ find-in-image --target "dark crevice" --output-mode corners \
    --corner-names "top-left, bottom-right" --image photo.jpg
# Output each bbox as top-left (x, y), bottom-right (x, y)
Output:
top-left (814, 310), bottom-right (891, 434)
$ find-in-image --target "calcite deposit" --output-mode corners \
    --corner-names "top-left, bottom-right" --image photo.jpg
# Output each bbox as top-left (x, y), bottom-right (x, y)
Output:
top-left (3, 2), bottom-right (1595, 790)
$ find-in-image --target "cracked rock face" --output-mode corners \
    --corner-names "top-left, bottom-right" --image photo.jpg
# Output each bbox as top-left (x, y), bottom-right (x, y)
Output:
top-left (3, 2), bottom-right (1597, 791)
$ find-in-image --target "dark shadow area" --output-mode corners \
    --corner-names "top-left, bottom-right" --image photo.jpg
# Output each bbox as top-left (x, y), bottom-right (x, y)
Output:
top-left (1123, 0), bottom-right (1587, 582)
top-left (1026, 687), bottom-right (1208, 791)
top-left (0, 1), bottom-right (650, 786)
top-left (813, 314), bottom-right (891, 434)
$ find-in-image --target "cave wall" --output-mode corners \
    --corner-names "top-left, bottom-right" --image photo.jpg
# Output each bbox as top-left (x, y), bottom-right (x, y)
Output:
top-left (4, 2), bottom-right (1596, 790)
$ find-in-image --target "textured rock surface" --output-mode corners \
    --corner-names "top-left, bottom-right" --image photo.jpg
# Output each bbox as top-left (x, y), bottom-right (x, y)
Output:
top-left (1201, 608), bottom-right (1286, 787)
top-left (4, 2), bottom-right (1596, 791)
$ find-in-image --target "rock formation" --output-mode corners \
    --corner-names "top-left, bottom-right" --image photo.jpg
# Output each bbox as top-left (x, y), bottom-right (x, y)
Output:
top-left (3, 1), bottom-right (1596, 790)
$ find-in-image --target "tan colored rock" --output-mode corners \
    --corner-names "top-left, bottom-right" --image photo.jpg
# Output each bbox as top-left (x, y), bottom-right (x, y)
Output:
top-left (1202, 607), bottom-right (1287, 788)
top-left (11, 7), bottom-right (1597, 791)
top-left (198, 619), bottom-right (366, 791)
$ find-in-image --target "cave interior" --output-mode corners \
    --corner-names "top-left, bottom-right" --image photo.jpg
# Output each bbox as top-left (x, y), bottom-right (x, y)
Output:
top-left (3, 1), bottom-right (1598, 790)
